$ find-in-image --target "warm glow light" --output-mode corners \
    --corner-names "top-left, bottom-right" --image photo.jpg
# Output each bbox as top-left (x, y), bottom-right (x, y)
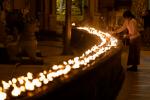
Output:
top-left (63, 61), bottom-right (68, 65)
top-left (25, 81), bottom-right (34, 91)
top-left (2, 81), bottom-right (10, 90)
top-left (0, 91), bottom-right (6, 100)
top-left (0, 26), bottom-right (118, 99)
top-left (12, 78), bottom-right (17, 84)
top-left (27, 72), bottom-right (33, 80)
top-left (52, 65), bottom-right (59, 70)
top-left (43, 79), bottom-right (49, 85)
top-left (11, 86), bottom-right (21, 97)
top-left (18, 78), bottom-right (24, 85)
top-left (8, 80), bottom-right (12, 85)
top-left (32, 79), bottom-right (42, 88)
top-left (47, 73), bottom-right (53, 81)
top-left (43, 70), bottom-right (47, 74)
top-left (72, 23), bottom-right (76, 26)
top-left (20, 86), bottom-right (26, 92)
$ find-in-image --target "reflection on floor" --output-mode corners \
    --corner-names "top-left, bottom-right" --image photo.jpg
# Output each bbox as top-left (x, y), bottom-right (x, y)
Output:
top-left (117, 47), bottom-right (150, 100)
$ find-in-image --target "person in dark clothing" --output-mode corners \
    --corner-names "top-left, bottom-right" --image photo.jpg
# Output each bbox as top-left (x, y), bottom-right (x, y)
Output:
top-left (5, 10), bottom-right (25, 61)
top-left (112, 10), bottom-right (141, 71)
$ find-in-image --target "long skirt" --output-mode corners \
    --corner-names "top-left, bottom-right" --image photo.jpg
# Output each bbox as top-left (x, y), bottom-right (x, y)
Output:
top-left (127, 36), bottom-right (141, 66)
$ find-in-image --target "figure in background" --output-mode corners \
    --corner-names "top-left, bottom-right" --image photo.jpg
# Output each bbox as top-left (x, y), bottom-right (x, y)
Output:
top-left (112, 10), bottom-right (141, 71)
top-left (0, 10), bottom-right (9, 63)
top-left (19, 14), bottom-right (40, 62)
top-left (5, 9), bottom-right (24, 61)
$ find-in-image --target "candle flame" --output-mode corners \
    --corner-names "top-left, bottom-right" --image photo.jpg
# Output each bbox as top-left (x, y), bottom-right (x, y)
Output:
top-left (0, 26), bottom-right (118, 99)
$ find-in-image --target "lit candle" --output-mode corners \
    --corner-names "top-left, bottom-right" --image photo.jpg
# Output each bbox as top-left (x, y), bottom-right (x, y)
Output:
top-left (43, 70), bottom-right (47, 74)
top-left (0, 91), bottom-right (6, 100)
top-left (25, 80), bottom-right (34, 91)
top-left (72, 64), bottom-right (80, 69)
top-left (2, 81), bottom-right (10, 90)
top-left (39, 74), bottom-right (46, 82)
top-left (68, 59), bottom-right (74, 65)
top-left (63, 65), bottom-right (71, 74)
top-left (27, 72), bottom-right (33, 80)
top-left (20, 86), bottom-right (26, 92)
top-left (43, 79), bottom-right (49, 85)
top-left (47, 73), bottom-right (53, 81)
top-left (63, 61), bottom-right (68, 65)
top-left (18, 78), bottom-right (24, 85)
top-left (72, 23), bottom-right (76, 26)
top-left (12, 78), bottom-right (17, 84)
top-left (11, 85), bottom-right (21, 97)
top-left (0, 26), bottom-right (119, 99)
top-left (58, 65), bottom-right (64, 69)
top-left (32, 79), bottom-right (42, 88)
top-left (52, 65), bottom-right (59, 70)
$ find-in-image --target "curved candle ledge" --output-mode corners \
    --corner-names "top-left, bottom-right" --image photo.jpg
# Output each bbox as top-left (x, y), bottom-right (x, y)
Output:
top-left (0, 27), bottom-right (124, 100)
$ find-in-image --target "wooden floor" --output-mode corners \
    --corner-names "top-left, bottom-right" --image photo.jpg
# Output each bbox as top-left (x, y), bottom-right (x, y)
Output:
top-left (116, 47), bottom-right (150, 100)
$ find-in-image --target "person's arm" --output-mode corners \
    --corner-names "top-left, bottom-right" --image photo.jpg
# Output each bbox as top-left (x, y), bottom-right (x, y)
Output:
top-left (114, 21), bottom-right (127, 34)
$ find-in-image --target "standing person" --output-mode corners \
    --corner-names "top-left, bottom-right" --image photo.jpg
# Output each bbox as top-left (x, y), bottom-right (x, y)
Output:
top-left (112, 10), bottom-right (141, 71)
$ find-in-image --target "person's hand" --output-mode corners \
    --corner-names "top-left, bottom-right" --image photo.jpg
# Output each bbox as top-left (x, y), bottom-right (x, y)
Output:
top-left (123, 34), bottom-right (129, 38)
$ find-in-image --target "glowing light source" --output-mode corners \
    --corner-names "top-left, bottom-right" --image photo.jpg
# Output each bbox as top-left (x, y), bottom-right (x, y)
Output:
top-left (0, 91), bottom-right (6, 100)
top-left (0, 26), bottom-right (118, 99)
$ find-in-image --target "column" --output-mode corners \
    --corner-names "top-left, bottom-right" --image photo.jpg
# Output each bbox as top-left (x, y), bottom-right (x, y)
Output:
top-left (89, 0), bottom-right (98, 28)
top-left (63, 0), bottom-right (72, 55)
top-left (44, 0), bottom-right (50, 30)
top-left (89, 0), bottom-right (95, 18)
top-left (49, 0), bottom-right (57, 32)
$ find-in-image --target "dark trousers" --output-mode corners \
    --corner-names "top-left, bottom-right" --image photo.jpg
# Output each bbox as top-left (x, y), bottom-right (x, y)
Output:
top-left (127, 36), bottom-right (141, 66)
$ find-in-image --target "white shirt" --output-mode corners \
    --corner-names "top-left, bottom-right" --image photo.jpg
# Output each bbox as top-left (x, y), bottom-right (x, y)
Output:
top-left (115, 18), bottom-right (140, 39)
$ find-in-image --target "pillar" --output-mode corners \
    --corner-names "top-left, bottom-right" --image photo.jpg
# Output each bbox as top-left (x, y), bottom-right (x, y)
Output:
top-left (89, 0), bottom-right (99, 28)
top-left (43, 0), bottom-right (50, 30)
top-left (49, 0), bottom-right (57, 32)
top-left (63, 0), bottom-right (72, 55)
top-left (89, 0), bottom-right (95, 18)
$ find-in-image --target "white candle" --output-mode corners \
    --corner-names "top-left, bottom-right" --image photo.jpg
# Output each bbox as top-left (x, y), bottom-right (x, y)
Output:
top-left (0, 91), bottom-right (6, 100)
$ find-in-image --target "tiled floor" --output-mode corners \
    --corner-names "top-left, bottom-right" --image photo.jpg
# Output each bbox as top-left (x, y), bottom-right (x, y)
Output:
top-left (117, 47), bottom-right (150, 100)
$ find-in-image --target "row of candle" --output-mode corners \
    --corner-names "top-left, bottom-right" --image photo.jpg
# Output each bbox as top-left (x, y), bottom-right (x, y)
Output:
top-left (0, 26), bottom-right (118, 100)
